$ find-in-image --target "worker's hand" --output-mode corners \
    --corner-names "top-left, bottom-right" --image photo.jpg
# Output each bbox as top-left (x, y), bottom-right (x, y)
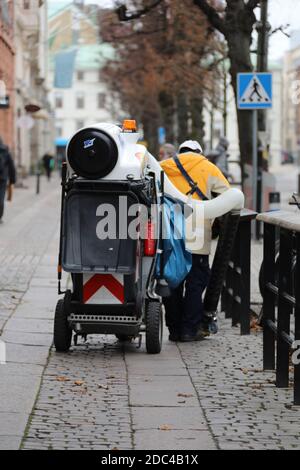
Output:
top-left (7, 184), bottom-right (13, 202)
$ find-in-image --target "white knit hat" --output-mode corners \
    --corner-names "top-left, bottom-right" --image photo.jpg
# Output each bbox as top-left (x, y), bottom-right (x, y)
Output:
top-left (178, 140), bottom-right (203, 154)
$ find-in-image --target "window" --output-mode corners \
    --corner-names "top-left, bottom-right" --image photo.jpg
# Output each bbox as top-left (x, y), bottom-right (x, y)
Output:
top-left (98, 93), bottom-right (106, 109)
top-left (213, 128), bottom-right (221, 140)
top-left (55, 92), bottom-right (63, 109)
top-left (1, 1), bottom-right (11, 24)
top-left (76, 120), bottom-right (84, 130)
top-left (76, 92), bottom-right (85, 109)
top-left (55, 121), bottom-right (63, 138)
top-left (77, 71), bottom-right (84, 81)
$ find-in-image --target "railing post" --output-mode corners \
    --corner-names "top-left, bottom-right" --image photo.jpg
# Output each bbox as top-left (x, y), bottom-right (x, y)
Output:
top-left (294, 233), bottom-right (300, 405)
top-left (258, 211), bottom-right (300, 403)
top-left (276, 228), bottom-right (293, 388)
top-left (231, 237), bottom-right (240, 328)
top-left (239, 218), bottom-right (251, 335)
top-left (221, 210), bottom-right (256, 332)
top-left (224, 273), bottom-right (233, 319)
top-left (221, 285), bottom-right (227, 315)
top-left (263, 223), bottom-right (276, 370)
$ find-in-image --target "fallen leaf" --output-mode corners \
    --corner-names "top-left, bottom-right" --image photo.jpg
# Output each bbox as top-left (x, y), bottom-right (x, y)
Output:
top-left (177, 393), bottom-right (193, 398)
top-left (74, 380), bottom-right (85, 386)
top-left (56, 376), bottom-right (70, 382)
top-left (159, 424), bottom-right (173, 431)
top-left (241, 368), bottom-right (249, 375)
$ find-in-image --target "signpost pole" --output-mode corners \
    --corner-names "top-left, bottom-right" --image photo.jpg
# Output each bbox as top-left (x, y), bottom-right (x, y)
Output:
top-left (237, 72), bottom-right (272, 236)
top-left (252, 109), bottom-right (258, 213)
top-left (252, 110), bottom-right (258, 238)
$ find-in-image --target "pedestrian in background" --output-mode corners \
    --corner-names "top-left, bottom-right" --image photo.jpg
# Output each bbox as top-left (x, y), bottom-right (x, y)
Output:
top-left (0, 137), bottom-right (16, 224)
top-left (159, 143), bottom-right (176, 162)
top-left (42, 152), bottom-right (55, 181)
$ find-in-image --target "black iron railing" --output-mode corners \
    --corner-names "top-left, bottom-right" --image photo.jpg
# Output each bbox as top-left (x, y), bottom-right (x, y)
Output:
top-left (221, 209), bottom-right (257, 335)
top-left (257, 211), bottom-right (300, 405)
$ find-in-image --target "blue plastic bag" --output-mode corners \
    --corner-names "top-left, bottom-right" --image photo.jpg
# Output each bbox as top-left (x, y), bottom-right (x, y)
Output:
top-left (155, 196), bottom-right (192, 289)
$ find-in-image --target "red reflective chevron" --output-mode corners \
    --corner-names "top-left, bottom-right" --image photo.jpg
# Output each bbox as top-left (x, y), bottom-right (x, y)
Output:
top-left (83, 274), bottom-right (124, 304)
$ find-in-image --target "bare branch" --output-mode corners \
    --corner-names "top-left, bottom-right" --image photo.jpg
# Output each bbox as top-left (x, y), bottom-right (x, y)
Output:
top-left (102, 25), bottom-right (166, 42)
top-left (193, 0), bottom-right (226, 35)
top-left (270, 24), bottom-right (290, 38)
top-left (116, 0), bottom-right (163, 22)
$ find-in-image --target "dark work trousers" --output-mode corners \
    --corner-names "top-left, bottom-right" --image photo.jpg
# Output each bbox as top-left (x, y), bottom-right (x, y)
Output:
top-left (0, 179), bottom-right (7, 220)
top-left (163, 254), bottom-right (210, 336)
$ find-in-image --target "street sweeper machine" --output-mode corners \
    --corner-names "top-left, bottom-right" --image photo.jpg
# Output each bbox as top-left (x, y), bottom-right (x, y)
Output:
top-left (54, 120), bottom-right (244, 354)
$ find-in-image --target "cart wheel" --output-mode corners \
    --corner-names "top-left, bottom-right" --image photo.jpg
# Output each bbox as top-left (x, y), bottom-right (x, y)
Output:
top-left (145, 301), bottom-right (163, 354)
top-left (54, 299), bottom-right (72, 352)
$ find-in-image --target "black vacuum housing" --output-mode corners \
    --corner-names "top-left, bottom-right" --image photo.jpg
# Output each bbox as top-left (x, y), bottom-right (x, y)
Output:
top-left (67, 128), bottom-right (118, 179)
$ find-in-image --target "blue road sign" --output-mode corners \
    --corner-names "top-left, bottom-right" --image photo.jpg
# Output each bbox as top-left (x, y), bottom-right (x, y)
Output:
top-left (238, 73), bottom-right (273, 109)
top-left (158, 126), bottom-right (166, 145)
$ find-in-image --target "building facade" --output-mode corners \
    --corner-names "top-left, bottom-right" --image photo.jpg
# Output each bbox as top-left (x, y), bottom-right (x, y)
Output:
top-left (0, 1), bottom-right (15, 152)
top-left (15, 0), bottom-right (53, 174)
top-left (48, 1), bottom-right (119, 160)
top-left (283, 42), bottom-right (300, 164)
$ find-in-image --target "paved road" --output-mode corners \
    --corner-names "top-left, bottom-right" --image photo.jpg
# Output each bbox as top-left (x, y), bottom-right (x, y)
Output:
top-left (1, 172), bottom-right (300, 450)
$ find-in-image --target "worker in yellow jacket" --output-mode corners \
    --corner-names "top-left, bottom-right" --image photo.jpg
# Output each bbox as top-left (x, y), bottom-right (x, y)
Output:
top-left (160, 140), bottom-right (230, 342)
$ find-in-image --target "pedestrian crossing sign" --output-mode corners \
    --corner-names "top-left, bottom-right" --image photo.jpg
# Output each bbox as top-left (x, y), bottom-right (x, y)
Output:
top-left (237, 73), bottom-right (273, 109)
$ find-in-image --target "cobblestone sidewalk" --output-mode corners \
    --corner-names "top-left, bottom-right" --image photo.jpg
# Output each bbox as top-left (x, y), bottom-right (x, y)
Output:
top-left (178, 317), bottom-right (300, 450)
top-left (0, 177), bottom-right (60, 332)
top-left (0, 176), bottom-right (60, 450)
top-left (2, 173), bottom-right (300, 451)
top-left (22, 318), bottom-right (300, 450)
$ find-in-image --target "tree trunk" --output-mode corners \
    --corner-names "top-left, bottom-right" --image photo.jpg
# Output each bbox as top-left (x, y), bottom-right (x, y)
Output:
top-left (177, 92), bottom-right (188, 143)
top-left (190, 91), bottom-right (205, 144)
top-left (143, 113), bottom-right (159, 155)
top-left (158, 91), bottom-right (175, 143)
top-left (194, 0), bottom-right (258, 170)
top-left (225, 1), bottom-right (256, 166)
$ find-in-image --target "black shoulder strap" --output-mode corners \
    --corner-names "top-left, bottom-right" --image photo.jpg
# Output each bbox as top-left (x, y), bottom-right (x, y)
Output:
top-left (173, 155), bottom-right (208, 201)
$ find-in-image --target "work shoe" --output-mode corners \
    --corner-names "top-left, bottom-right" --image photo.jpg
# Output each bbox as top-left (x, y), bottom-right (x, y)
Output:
top-left (202, 312), bottom-right (219, 335)
top-left (180, 331), bottom-right (207, 342)
top-left (197, 324), bottom-right (211, 338)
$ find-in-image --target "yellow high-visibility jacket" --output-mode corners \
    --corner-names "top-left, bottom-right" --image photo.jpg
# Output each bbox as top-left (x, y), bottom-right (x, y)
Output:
top-left (160, 152), bottom-right (230, 255)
